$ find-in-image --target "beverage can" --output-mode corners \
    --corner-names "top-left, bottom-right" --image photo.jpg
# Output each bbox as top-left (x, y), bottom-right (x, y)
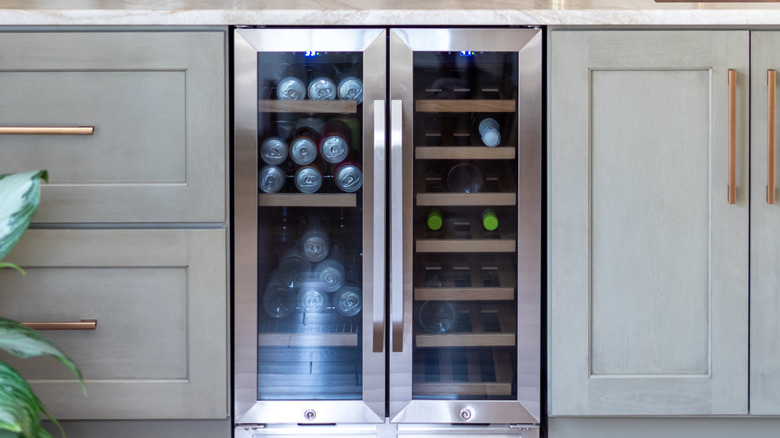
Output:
top-left (294, 165), bottom-right (323, 194)
top-left (300, 224), bottom-right (330, 263)
top-left (262, 273), bottom-right (297, 318)
top-left (277, 245), bottom-right (312, 288)
top-left (337, 76), bottom-right (364, 104)
top-left (258, 165), bottom-right (286, 194)
top-left (319, 119), bottom-right (352, 163)
top-left (277, 76), bottom-right (306, 100)
top-left (298, 285), bottom-right (326, 313)
top-left (260, 136), bottom-right (289, 166)
top-left (334, 161), bottom-right (363, 193)
top-left (290, 136), bottom-right (318, 165)
top-left (333, 285), bottom-right (362, 317)
top-left (446, 162), bottom-right (483, 194)
top-left (308, 77), bottom-right (337, 101)
top-left (314, 258), bottom-right (346, 293)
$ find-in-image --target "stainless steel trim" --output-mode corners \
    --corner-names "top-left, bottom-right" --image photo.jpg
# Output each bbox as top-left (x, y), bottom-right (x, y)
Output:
top-left (373, 99), bottom-right (387, 354)
top-left (233, 28), bottom-right (387, 425)
top-left (390, 98), bottom-right (405, 355)
top-left (389, 27), bottom-right (542, 425)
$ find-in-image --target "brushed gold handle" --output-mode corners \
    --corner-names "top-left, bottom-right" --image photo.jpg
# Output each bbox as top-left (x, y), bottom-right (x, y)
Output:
top-left (769, 70), bottom-right (777, 205)
top-left (0, 126), bottom-right (94, 135)
top-left (21, 319), bottom-right (97, 330)
top-left (729, 69), bottom-right (737, 205)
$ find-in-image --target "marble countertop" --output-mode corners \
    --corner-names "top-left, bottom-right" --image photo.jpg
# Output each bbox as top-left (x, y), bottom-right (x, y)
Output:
top-left (3, 0), bottom-right (780, 26)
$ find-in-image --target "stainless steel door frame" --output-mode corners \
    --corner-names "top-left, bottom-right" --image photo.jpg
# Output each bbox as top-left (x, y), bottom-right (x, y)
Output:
top-left (388, 28), bottom-right (543, 425)
top-left (233, 27), bottom-right (387, 425)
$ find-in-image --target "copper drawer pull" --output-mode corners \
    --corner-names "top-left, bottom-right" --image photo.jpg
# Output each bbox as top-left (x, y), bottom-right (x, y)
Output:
top-left (728, 69), bottom-right (737, 204)
top-left (0, 126), bottom-right (94, 135)
top-left (21, 319), bottom-right (98, 330)
top-left (769, 69), bottom-right (777, 204)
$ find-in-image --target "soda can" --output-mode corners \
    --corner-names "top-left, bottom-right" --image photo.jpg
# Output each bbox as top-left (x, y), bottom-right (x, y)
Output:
top-left (319, 119), bottom-right (352, 164)
top-left (290, 137), bottom-right (318, 166)
top-left (277, 245), bottom-right (312, 288)
top-left (333, 285), bottom-right (362, 317)
top-left (334, 161), bottom-right (363, 193)
top-left (277, 76), bottom-right (306, 100)
top-left (337, 76), bottom-right (364, 104)
top-left (260, 137), bottom-right (288, 166)
top-left (298, 284), bottom-right (326, 313)
top-left (307, 76), bottom-right (337, 101)
top-left (314, 258), bottom-right (346, 293)
top-left (262, 272), bottom-right (297, 318)
top-left (294, 165), bottom-right (323, 194)
top-left (258, 165), bottom-right (286, 194)
top-left (300, 223), bottom-right (330, 263)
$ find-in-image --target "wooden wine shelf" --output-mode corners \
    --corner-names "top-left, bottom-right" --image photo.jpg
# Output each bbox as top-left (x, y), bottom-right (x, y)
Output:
top-left (258, 193), bottom-right (357, 208)
top-left (416, 215), bottom-right (517, 253)
top-left (258, 332), bottom-right (358, 347)
top-left (259, 100), bottom-right (357, 114)
top-left (415, 255), bottom-right (516, 301)
top-left (416, 303), bottom-right (516, 348)
top-left (416, 146), bottom-right (516, 160)
top-left (417, 239), bottom-right (515, 253)
top-left (416, 192), bottom-right (516, 207)
top-left (416, 99), bottom-right (516, 113)
top-left (414, 350), bottom-right (513, 397)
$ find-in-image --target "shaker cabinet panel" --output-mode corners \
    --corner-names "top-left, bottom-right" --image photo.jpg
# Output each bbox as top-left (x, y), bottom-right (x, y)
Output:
top-left (549, 30), bottom-right (750, 415)
top-left (0, 31), bottom-right (226, 223)
top-left (0, 229), bottom-right (228, 420)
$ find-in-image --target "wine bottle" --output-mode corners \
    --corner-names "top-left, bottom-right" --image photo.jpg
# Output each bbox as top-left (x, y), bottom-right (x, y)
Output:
top-left (482, 208), bottom-right (499, 231)
top-left (427, 208), bottom-right (443, 231)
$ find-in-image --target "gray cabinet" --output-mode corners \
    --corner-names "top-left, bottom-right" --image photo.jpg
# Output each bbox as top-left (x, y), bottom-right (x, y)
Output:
top-left (0, 30), bottom-right (228, 421)
top-left (0, 229), bottom-right (228, 419)
top-left (0, 31), bottom-right (226, 224)
top-left (550, 30), bottom-right (750, 415)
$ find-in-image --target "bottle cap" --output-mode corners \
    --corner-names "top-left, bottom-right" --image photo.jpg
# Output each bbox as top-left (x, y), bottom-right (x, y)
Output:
top-left (482, 209), bottom-right (498, 231)
top-left (427, 209), bottom-right (443, 231)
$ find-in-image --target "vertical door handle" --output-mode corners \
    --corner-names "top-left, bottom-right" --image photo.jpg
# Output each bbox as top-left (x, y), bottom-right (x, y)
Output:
top-left (390, 99), bottom-right (404, 353)
top-left (373, 100), bottom-right (386, 353)
top-left (728, 69), bottom-right (737, 204)
top-left (769, 70), bottom-right (776, 204)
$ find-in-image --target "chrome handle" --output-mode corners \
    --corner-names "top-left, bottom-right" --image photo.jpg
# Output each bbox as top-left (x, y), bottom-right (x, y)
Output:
top-left (22, 319), bottom-right (97, 330)
top-left (769, 70), bottom-right (776, 204)
top-left (729, 69), bottom-right (737, 204)
top-left (373, 100), bottom-right (386, 354)
top-left (390, 99), bottom-right (404, 353)
top-left (0, 126), bottom-right (94, 135)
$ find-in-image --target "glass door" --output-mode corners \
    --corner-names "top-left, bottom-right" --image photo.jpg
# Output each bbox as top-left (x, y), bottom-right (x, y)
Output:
top-left (388, 28), bottom-right (542, 425)
top-left (234, 28), bottom-right (386, 425)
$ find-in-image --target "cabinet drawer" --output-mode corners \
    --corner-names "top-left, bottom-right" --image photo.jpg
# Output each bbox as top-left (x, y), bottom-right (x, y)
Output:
top-left (0, 31), bottom-right (226, 223)
top-left (0, 229), bottom-right (227, 419)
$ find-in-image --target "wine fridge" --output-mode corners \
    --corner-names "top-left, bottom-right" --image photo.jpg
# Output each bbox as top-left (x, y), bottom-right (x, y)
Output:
top-left (234, 27), bottom-right (542, 438)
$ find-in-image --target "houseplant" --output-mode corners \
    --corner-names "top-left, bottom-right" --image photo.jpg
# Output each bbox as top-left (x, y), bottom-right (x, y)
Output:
top-left (0, 170), bottom-right (84, 438)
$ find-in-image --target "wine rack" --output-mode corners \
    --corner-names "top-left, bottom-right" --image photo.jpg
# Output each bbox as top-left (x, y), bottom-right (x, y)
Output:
top-left (258, 312), bottom-right (360, 347)
top-left (411, 50), bottom-right (520, 401)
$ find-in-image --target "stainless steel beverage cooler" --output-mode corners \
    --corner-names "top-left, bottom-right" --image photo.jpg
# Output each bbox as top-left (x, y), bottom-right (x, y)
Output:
top-left (234, 27), bottom-right (542, 438)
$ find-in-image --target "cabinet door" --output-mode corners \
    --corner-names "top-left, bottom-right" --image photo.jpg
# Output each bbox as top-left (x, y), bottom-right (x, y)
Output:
top-left (0, 31), bottom-right (226, 224)
top-left (750, 31), bottom-right (780, 415)
top-left (0, 229), bottom-right (227, 419)
top-left (550, 30), bottom-right (749, 415)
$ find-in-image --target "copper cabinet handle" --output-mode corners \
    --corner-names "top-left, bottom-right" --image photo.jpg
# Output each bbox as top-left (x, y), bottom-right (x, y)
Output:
top-left (0, 126), bottom-right (94, 135)
top-left (769, 70), bottom-right (777, 205)
top-left (729, 69), bottom-right (737, 204)
top-left (21, 319), bottom-right (98, 330)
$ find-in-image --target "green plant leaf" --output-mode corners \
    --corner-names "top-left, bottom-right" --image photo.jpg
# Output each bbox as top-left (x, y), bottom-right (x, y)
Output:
top-left (0, 319), bottom-right (84, 395)
top-left (0, 359), bottom-right (44, 438)
top-left (0, 170), bottom-right (48, 262)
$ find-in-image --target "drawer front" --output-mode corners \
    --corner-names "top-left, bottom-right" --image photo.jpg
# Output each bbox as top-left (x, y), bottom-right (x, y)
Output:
top-left (0, 31), bottom-right (226, 223)
top-left (0, 229), bottom-right (227, 419)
